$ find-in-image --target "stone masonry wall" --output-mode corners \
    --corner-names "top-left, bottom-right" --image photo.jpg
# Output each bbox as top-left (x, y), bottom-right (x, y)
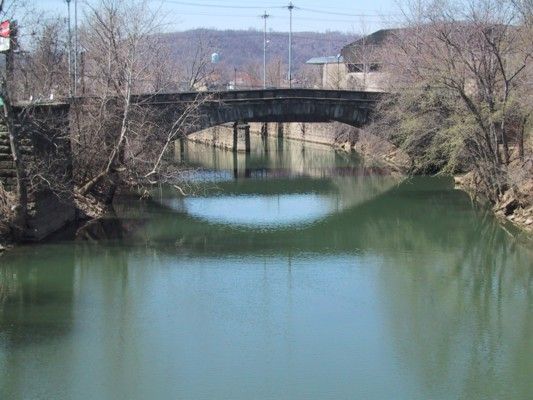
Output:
top-left (1, 105), bottom-right (76, 241)
top-left (188, 121), bottom-right (357, 148)
top-left (17, 104), bottom-right (76, 241)
top-left (0, 122), bottom-right (16, 192)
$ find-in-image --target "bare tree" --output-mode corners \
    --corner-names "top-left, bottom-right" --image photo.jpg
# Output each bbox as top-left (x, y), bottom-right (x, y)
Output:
top-left (266, 56), bottom-right (286, 88)
top-left (71, 0), bottom-right (208, 212)
top-left (172, 31), bottom-right (215, 90)
top-left (372, 0), bottom-right (532, 201)
top-left (74, 0), bottom-right (165, 201)
top-left (15, 18), bottom-right (69, 100)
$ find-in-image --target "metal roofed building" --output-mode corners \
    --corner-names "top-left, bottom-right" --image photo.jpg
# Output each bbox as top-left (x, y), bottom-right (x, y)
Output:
top-left (305, 55), bottom-right (346, 89)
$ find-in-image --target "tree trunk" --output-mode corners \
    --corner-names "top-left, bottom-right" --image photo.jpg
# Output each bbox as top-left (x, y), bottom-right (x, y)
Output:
top-left (495, 122), bottom-right (509, 165)
top-left (518, 116), bottom-right (526, 161)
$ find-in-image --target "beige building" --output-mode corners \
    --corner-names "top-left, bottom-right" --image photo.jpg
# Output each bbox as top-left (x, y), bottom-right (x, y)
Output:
top-left (306, 29), bottom-right (400, 91)
top-left (340, 29), bottom-right (400, 92)
top-left (305, 55), bottom-right (348, 89)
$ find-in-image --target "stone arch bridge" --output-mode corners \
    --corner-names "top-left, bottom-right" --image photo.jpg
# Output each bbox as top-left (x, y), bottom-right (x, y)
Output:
top-left (133, 88), bottom-right (382, 136)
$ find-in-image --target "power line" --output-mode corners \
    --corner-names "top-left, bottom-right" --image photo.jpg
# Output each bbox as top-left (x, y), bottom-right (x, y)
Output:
top-left (166, 30), bottom-right (357, 43)
top-left (160, 0), bottom-right (285, 9)
top-left (158, 0), bottom-right (397, 18)
top-left (161, 11), bottom-right (388, 26)
top-left (297, 6), bottom-right (401, 18)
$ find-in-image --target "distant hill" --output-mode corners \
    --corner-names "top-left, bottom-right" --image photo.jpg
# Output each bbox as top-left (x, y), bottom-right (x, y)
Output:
top-left (160, 28), bottom-right (357, 73)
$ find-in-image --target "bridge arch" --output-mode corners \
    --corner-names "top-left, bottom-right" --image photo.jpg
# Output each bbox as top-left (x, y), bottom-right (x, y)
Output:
top-left (134, 89), bottom-right (382, 136)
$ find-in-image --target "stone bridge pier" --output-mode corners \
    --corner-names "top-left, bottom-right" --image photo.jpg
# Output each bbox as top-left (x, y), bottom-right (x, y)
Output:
top-left (233, 122), bottom-right (251, 153)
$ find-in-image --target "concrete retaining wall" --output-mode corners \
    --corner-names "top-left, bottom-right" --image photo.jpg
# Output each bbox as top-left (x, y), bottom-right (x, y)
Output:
top-left (188, 121), bottom-right (359, 148)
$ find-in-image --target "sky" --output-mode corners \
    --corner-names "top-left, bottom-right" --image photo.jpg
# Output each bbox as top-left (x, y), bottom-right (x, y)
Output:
top-left (36, 0), bottom-right (403, 33)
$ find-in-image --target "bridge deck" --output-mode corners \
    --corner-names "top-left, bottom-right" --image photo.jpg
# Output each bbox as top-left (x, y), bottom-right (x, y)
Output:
top-left (14, 89), bottom-right (384, 108)
top-left (132, 88), bottom-right (384, 104)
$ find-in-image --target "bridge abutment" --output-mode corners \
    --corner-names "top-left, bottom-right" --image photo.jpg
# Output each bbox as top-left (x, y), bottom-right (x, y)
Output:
top-left (1, 104), bottom-right (75, 241)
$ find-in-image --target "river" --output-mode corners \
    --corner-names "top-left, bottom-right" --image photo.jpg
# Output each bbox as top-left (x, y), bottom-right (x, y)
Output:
top-left (0, 136), bottom-right (532, 399)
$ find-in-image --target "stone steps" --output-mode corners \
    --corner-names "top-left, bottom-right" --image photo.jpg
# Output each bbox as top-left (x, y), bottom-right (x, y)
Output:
top-left (0, 125), bottom-right (15, 191)
top-left (0, 160), bottom-right (14, 169)
top-left (0, 177), bottom-right (16, 189)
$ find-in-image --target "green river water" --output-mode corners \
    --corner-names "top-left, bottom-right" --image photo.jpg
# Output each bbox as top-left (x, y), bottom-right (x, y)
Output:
top-left (0, 136), bottom-right (532, 399)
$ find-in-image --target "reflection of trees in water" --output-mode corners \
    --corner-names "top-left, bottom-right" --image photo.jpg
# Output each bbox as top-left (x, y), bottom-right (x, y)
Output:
top-left (0, 245), bottom-right (145, 399)
top-left (372, 206), bottom-right (532, 399)
top-left (327, 175), bottom-right (401, 212)
top-left (0, 247), bottom-right (76, 345)
top-left (0, 267), bottom-right (19, 313)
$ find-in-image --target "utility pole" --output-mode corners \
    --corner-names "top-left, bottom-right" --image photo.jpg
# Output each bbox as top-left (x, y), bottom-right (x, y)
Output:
top-left (261, 11), bottom-right (270, 89)
top-left (66, 0), bottom-right (73, 97)
top-left (287, 2), bottom-right (294, 88)
top-left (74, 0), bottom-right (78, 96)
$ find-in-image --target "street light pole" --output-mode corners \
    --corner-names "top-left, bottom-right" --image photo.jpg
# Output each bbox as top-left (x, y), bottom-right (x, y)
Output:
top-left (261, 11), bottom-right (269, 89)
top-left (287, 2), bottom-right (294, 88)
top-left (336, 53), bottom-right (341, 89)
top-left (66, 0), bottom-right (72, 97)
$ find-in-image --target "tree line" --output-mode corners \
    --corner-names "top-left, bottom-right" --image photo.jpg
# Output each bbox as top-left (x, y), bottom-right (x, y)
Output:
top-left (0, 0), bottom-right (210, 239)
top-left (369, 0), bottom-right (532, 207)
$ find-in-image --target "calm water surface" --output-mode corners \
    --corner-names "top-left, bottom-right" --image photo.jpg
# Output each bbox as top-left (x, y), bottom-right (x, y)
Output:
top-left (1, 137), bottom-right (532, 399)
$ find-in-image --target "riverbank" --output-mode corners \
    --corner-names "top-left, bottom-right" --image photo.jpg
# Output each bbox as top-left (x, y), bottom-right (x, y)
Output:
top-left (455, 160), bottom-right (533, 236)
top-left (0, 230), bottom-right (12, 254)
top-left (0, 184), bottom-right (13, 253)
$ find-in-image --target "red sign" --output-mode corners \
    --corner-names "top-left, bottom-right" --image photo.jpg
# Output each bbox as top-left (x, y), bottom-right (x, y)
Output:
top-left (0, 21), bottom-right (10, 38)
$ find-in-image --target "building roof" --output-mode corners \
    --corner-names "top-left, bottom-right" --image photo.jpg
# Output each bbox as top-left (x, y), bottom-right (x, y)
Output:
top-left (306, 55), bottom-right (344, 65)
top-left (346, 29), bottom-right (402, 48)
top-left (341, 29), bottom-right (403, 63)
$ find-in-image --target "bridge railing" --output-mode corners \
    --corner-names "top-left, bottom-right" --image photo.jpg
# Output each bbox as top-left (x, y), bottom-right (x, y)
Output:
top-left (131, 89), bottom-right (384, 105)
top-left (15, 89), bottom-right (384, 107)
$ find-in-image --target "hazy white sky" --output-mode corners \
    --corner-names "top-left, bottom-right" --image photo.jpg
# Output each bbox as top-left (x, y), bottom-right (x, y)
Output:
top-left (36, 0), bottom-right (403, 33)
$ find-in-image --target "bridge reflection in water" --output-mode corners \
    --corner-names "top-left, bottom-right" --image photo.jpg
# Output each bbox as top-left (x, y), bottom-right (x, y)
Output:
top-left (0, 136), bottom-right (531, 400)
top-left (168, 136), bottom-right (400, 229)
